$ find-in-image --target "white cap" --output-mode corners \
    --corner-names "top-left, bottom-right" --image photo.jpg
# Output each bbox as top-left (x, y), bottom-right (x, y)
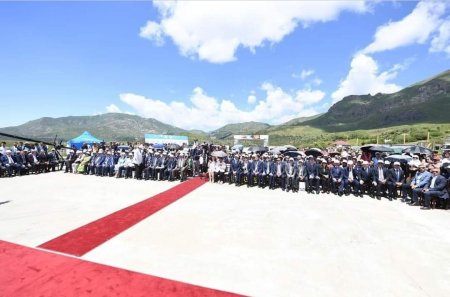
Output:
top-left (347, 160), bottom-right (353, 165)
top-left (5, 150), bottom-right (11, 153)
top-left (384, 160), bottom-right (390, 165)
top-left (394, 161), bottom-right (400, 166)
top-left (362, 161), bottom-right (369, 165)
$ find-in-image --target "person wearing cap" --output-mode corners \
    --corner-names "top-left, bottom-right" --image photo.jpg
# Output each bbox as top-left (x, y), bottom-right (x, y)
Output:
top-left (318, 159), bottom-right (331, 194)
top-left (344, 160), bottom-right (360, 197)
top-left (285, 157), bottom-right (298, 192)
top-left (330, 159), bottom-right (344, 196)
top-left (1, 150), bottom-right (19, 177)
top-left (229, 154), bottom-right (241, 186)
top-left (165, 153), bottom-right (177, 181)
top-left (115, 152), bottom-right (127, 178)
top-left (15, 150), bottom-right (31, 176)
top-left (93, 149), bottom-right (105, 176)
top-left (47, 148), bottom-right (59, 172)
top-left (101, 151), bottom-right (115, 177)
top-left (371, 160), bottom-right (390, 200)
top-left (148, 152), bottom-right (161, 180)
top-left (123, 152), bottom-right (135, 179)
top-left (297, 158), bottom-right (306, 191)
top-left (387, 161), bottom-right (405, 200)
top-left (69, 150), bottom-right (82, 174)
top-left (143, 151), bottom-right (155, 180)
top-left (408, 154), bottom-right (421, 167)
top-left (270, 157), bottom-right (285, 190)
top-left (408, 164), bottom-right (432, 206)
top-left (260, 154), bottom-right (272, 189)
top-left (359, 160), bottom-right (372, 196)
top-left (132, 145), bottom-right (144, 180)
top-left (421, 168), bottom-right (449, 210)
top-left (305, 156), bottom-right (320, 194)
top-left (156, 152), bottom-right (169, 181)
top-left (77, 151), bottom-right (92, 174)
top-left (27, 149), bottom-right (43, 174)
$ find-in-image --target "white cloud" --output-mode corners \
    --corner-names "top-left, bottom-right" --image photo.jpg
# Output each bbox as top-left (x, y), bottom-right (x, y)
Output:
top-left (331, 54), bottom-right (402, 103)
top-left (292, 69), bottom-right (315, 80)
top-left (141, 0), bottom-right (368, 63)
top-left (430, 18), bottom-right (450, 55)
top-left (106, 104), bottom-right (121, 113)
top-left (118, 84), bottom-right (325, 131)
top-left (247, 95), bottom-right (256, 104)
top-left (139, 21), bottom-right (165, 46)
top-left (363, 1), bottom-right (448, 54)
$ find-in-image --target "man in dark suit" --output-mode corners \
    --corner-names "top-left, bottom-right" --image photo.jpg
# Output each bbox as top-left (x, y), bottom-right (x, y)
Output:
top-left (94, 149), bottom-right (106, 176)
top-left (305, 156), bottom-right (320, 194)
top-left (409, 164), bottom-right (432, 206)
top-left (372, 160), bottom-right (390, 200)
top-left (421, 168), bottom-right (449, 209)
top-left (64, 150), bottom-right (76, 173)
top-left (330, 159), bottom-right (344, 195)
top-left (344, 160), bottom-right (361, 196)
top-left (270, 157), bottom-right (285, 190)
top-left (387, 161), bottom-right (405, 200)
top-left (16, 150), bottom-right (31, 176)
top-left (229, 154), bottom-right (241, 185)
top-left (1, 150), bottom-right (18, 177)
top-left (285, 157), bottom-right (298, 192)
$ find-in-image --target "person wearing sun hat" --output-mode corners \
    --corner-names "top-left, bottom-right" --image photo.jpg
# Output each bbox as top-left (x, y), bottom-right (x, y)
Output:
top-left (387, 161), bottom-right (405, 200)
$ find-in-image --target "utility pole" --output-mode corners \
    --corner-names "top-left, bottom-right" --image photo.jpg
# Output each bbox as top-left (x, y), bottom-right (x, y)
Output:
top-left (402, 133), bottom-right (408, 144)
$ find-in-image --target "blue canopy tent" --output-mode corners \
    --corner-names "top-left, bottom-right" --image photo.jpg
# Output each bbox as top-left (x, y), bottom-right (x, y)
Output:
top-left (67, 131), bottom-right (102, 149)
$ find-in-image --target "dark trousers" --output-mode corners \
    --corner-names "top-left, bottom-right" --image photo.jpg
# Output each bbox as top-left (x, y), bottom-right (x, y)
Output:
top-left (306, 177), bottom-right (319, 193)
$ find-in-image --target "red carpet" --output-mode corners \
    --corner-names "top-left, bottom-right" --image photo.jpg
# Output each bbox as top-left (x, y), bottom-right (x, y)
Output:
top-left (0, 240), bottom-right (243, 297)
top-left (39, 178), bottom-right (206, 256)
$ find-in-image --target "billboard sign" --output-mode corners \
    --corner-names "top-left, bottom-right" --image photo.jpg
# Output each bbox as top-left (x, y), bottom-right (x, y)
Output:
top-left (144, 134), bottom-right (188, 145)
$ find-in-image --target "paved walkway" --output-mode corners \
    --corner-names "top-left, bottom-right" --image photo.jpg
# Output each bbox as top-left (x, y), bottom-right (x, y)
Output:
top-left (1, 172), bottom-right (449, 296)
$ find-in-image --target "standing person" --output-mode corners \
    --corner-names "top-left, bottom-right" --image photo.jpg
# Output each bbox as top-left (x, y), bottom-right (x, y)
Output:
top-left (132, 145), bottom-right (144, 180)
top-left (208, 157), bottom-right (216, 183)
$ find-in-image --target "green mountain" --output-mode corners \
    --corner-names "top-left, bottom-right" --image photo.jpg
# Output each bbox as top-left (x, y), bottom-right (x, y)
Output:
top-left (0, 113), bottom-right (186, 142)
top-left (210, 121), bottom-right (271, 139)
top-left (280, 114), bottom-right (323, 126)
top-left (301, 69), bottom-right (450, 132)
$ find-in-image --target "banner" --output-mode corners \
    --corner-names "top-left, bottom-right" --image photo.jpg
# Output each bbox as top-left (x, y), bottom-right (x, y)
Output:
top-left (145, 134), bottom-right (188, 145)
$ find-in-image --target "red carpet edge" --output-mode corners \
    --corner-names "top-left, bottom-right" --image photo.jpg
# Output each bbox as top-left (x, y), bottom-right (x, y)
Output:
top-left (0, 240), bottom-right (243, 297)
top-left (39, 178), bottom-right (206, 256)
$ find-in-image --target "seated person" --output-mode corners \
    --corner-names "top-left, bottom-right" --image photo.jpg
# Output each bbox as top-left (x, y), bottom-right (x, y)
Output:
top-left (422, 168), bottom-right (449, 210)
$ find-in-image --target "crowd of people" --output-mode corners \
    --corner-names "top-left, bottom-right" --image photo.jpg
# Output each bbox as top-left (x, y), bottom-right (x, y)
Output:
top-left (1, 140), bottom-right (449, 210)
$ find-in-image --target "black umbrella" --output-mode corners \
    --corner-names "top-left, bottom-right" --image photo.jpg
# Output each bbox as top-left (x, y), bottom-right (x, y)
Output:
top-left (248, 145), bottom-right (268, 153)
top-left (402, 145), bottom-right (432, 155)
top-left (283, 150), bottom-right (305, 158)
top-left (167, 143), bottom-right (181, 150)
top-left (367, 145), bottom-right (394, 153)
top-left (304, 148), bottom-right (323, 157)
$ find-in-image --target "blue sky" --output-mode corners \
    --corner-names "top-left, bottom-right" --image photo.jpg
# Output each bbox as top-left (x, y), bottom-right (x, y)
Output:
top-left (0, 1), bottom-right (449, 131)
